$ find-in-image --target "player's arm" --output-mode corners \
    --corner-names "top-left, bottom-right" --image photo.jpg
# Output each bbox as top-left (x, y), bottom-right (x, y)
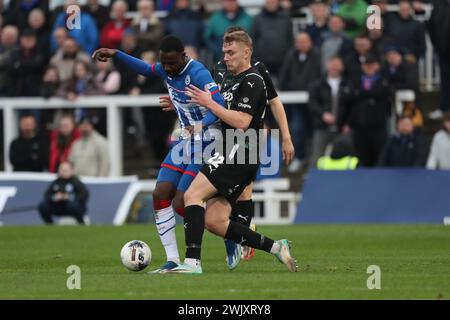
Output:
top-left (256, 62), bottom-right (295, 163)
top-left (269, 96), bottom-right (295, 164)
top-left (186, 76), bottom-right (263, 131)
top-left (186, 84), bottom-right (252, 130)
top-left (92, 48), bottom-right (156, 77)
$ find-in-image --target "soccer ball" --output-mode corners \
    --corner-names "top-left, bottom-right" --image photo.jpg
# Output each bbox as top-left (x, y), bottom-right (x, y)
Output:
top-left (120, 240), bottom-right (152, 271)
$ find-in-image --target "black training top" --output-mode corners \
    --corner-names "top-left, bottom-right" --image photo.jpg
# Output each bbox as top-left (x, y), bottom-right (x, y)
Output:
top-left (218, 66), bottom-right (267, 163)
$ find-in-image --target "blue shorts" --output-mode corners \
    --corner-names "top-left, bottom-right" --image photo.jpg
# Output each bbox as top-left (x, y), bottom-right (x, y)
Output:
top-left (156, 138), bottom-right (212, 192)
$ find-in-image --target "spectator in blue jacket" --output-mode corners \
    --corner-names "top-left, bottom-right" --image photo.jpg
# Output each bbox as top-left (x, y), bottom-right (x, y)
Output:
top-left (50, 0), bottom-right (99, 55)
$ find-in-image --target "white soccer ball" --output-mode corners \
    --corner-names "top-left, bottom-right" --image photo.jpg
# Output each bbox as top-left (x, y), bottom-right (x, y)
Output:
top-left (120, 240), bottom-right (152, 271)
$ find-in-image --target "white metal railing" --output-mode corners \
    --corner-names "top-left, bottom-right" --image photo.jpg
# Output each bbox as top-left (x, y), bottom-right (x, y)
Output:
top-left (116, 178), bottom-right (299, 225)
top-left (0, 90), bottom-right (414, 176)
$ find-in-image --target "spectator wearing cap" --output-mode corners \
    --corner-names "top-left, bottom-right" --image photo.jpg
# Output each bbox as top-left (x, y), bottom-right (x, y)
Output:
top-left (164, 0), bottom-right (204, 50)
top-left (336, 0), bottom-right (368, 39)
top-left (51, 0), bottom-right (99, 55)
top-left (346, 55), bottom-right (390, 167)
top-left (381, 46), bottom-right (419, 97)
top-left (100, 0), bottom-right (131, 49)
top-left (130, 0), bottom-right (164, 52)
top-left (388, 0), bottom-right (426, 62)
top-left (251, 0), bottom-right (293, 76)
top-left (427, 111), bottom-right (450, 169)
top-left (7, 29), bottom-right (46, 96)
top-left (305, 0), bottom-right (330, 49)
top-left (69, 116), bottom-right (110, 177)
top-left (378, 116), bottom-right (427, 167)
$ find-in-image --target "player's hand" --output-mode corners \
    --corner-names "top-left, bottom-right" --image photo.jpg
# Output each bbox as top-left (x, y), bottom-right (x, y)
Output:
top-left (282, 138), bottom-right (295, 165)
top-left (92, 48), bottom-right (117, 62)
top-left (185, 84), bottom-right (213, 108)
top-left (160, 96), bottom-right (175, 112)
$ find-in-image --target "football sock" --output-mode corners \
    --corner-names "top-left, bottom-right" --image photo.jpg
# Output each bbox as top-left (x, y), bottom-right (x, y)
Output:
top-left (184, 205), bottom-right (205, 260)
top-left (225, 220), bottom-right (274, 253)
top-left (153, 199), bottom-right (180, 264)
top-left (230, 200), bottom-right (254, 227)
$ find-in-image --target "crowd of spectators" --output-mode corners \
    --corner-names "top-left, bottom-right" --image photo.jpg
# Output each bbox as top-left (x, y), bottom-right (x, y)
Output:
top-left (1, 0), bottom-right (449, 175)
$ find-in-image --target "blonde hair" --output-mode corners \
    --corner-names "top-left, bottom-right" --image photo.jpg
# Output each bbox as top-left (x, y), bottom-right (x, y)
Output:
top-left (223, 30), bottom-right (253, 50)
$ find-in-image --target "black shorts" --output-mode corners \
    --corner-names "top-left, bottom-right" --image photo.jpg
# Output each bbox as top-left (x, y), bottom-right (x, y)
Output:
top-left (200, 157), bottom-right (258, 206)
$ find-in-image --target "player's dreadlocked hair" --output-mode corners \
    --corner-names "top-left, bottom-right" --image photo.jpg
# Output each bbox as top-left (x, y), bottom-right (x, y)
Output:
top-left (159, 35), bottom-right (185, 53)
top-left (223, 28), bottom-right (253, 50)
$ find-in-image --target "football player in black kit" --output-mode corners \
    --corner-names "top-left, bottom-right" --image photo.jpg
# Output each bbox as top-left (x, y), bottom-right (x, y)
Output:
top-left (213, 26), bottom-right (295, 265)
top-left (167, 30), bottom-right (297, 274)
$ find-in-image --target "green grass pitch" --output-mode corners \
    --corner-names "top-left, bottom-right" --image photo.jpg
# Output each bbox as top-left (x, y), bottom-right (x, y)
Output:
top-left (0, 224), bottom-right (449, 299)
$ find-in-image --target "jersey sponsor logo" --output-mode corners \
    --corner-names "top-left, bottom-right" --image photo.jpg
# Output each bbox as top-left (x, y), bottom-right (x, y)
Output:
top-left (185, 75), bottom-right (191, 85)
top-left (247, 82), bottom-right (255, 88)
top-left (238, 102), bottom-right (251, 109)
top-left (232, 83), bottom-right (239, 91)
top-left (243, 97), bottom-right (249, 103)
top-left (218, 72), bottom-right (224, 78)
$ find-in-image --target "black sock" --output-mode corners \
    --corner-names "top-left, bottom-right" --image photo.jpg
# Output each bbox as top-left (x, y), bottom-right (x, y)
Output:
top-left (184, 205), bottom-right (205, 260)
top-left (230, 200), bottom-right (254, 227)
top-left (225, 220), bottom-right (274, 253)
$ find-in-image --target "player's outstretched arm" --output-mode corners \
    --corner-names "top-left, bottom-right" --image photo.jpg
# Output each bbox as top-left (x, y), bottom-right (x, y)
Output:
top-left (93, 48), bottom-right (152, 76)
top-left (186, 84), bottom-right (252, 130)
top-left (269, 96), bottom-right (295, 164)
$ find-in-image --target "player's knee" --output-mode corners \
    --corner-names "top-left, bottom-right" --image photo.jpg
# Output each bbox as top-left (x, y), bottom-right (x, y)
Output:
top-left (205, 214), bottom-right (227, 235)
top-left (183, 188), bottom-right (198, 205)
top-left (153, 184), bottom-right (173, 201)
